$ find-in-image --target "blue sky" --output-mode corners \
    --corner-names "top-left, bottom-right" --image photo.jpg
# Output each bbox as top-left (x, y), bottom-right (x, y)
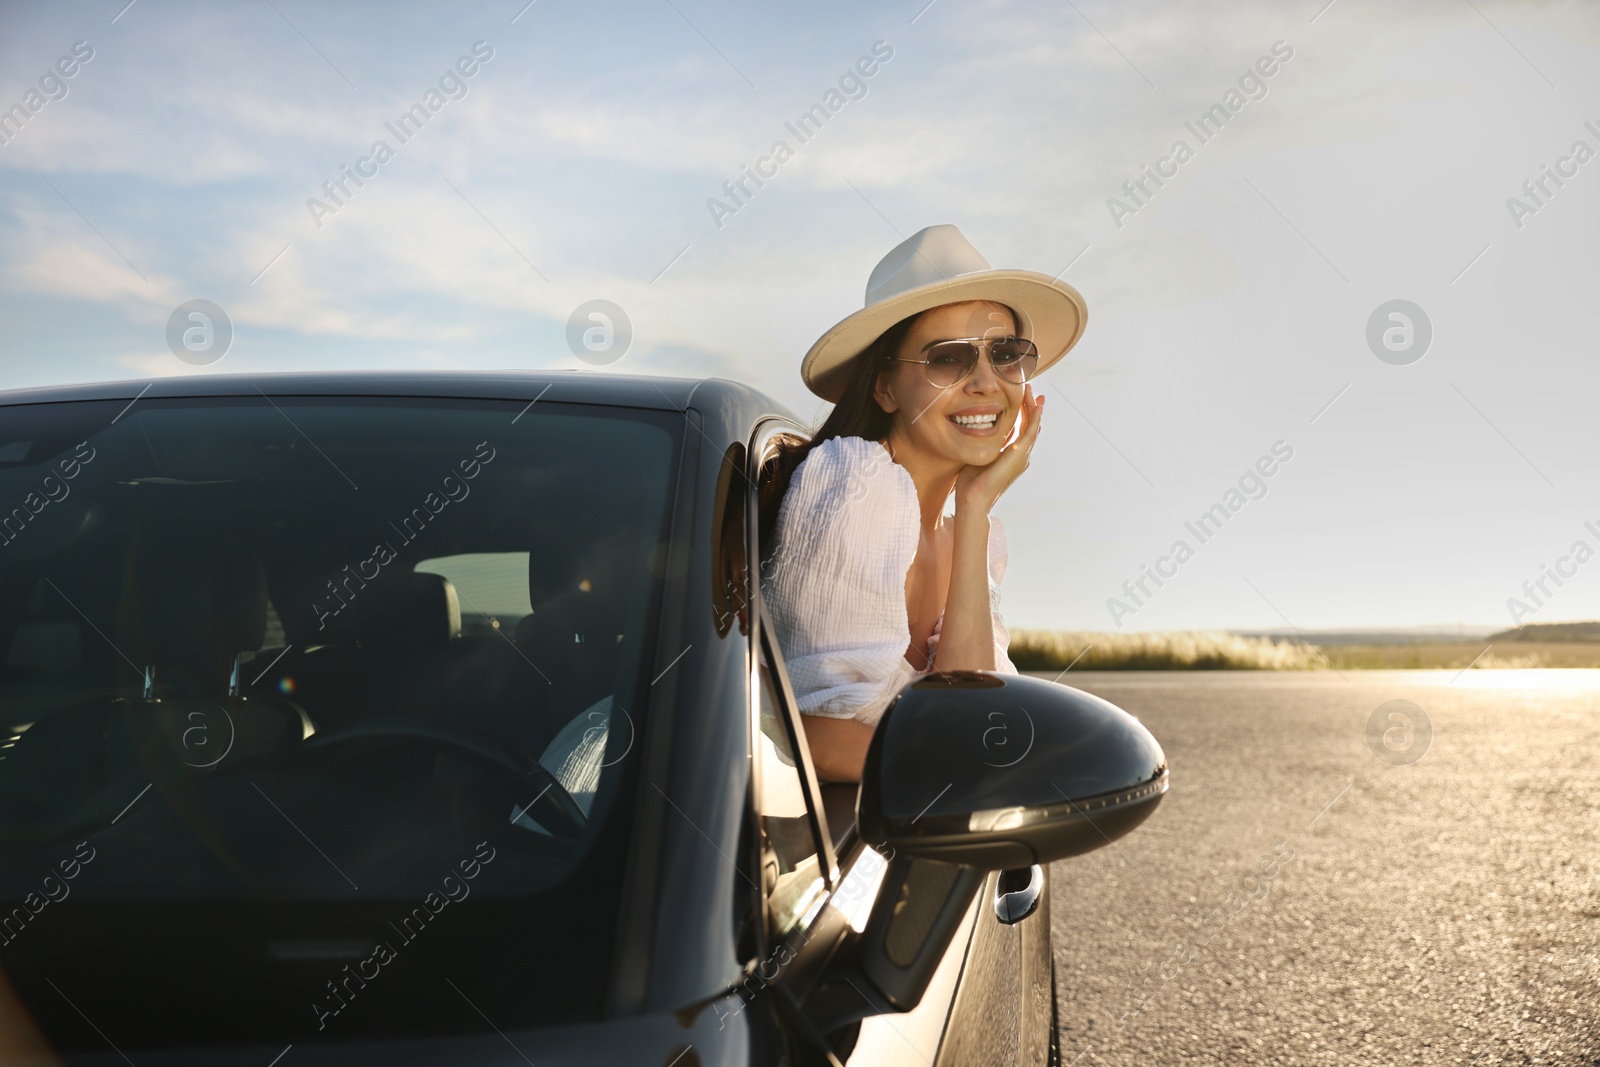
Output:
top-left (2, 0), bottom-right (1599, 632)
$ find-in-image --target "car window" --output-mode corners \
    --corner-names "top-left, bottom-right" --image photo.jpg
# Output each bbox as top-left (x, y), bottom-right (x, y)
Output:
top-left (754, 657), bottom-right (827, 938)
top-left (0, 395), bottom-right (681, 1050)
top-left (415, 551), bottom-right (535, 636)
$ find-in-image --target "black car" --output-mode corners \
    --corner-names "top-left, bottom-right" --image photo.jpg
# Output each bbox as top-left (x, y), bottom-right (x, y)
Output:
top-left (0, 372), bottom-right (1166, 1066)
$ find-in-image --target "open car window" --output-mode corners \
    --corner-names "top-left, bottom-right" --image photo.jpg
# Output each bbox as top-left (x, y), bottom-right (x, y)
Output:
top-left (747, 423), bottom-right (861, 853)
top-left (0, 395), bottom-right (681, 1050)
top-left (753, 655), bottom-right (827, 938)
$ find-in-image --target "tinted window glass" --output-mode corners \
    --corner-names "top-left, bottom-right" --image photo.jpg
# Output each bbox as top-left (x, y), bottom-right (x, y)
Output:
top-left (0, 396), bottom-right (680, 1049)
top-left (416, 552), bottom-right (535, 636)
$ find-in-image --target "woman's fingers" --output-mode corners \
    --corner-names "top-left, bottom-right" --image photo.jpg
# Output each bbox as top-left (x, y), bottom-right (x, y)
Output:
top-left (1007, 385), bottom-right (1030, 446)
top-left (1016, 385), bottom-right (1043, 453)
top-left (1008, 384), bottom-right (1036, 450)
top-left (959, 385), bottom-right (1043, 509)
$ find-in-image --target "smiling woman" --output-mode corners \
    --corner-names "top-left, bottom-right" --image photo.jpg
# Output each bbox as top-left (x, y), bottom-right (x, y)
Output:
top-left (758, 223), bottom-right (1087, 783)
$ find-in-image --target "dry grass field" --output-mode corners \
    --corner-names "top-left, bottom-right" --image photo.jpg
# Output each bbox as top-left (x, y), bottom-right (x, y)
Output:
top-left (1318, 640), bottom-right (1600, 669)
top-left (1008, 630), bottom-right (1330, 671)
top-left (1008, 630), bottom-right (1600, 671)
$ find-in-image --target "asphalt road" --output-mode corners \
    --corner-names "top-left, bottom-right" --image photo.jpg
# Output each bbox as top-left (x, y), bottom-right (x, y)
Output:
top-left (1032, 670), bottom-right (1600, 1067)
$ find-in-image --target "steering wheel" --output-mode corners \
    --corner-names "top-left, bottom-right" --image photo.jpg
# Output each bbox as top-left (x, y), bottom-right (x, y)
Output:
top-left (300, 718), bottom-right (588, 837)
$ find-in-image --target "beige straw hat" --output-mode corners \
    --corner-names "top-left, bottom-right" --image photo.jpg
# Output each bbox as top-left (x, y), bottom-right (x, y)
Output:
top-left (801, 223), bottom-right (1088, 403)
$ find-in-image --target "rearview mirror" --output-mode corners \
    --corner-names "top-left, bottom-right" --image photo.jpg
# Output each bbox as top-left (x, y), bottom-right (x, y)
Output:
top-left (858, 671), bottom-right (1168, 868)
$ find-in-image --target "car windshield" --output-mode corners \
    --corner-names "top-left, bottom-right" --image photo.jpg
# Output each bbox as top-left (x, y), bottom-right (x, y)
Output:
top-left (0, 394), bottom-right (681, 1050)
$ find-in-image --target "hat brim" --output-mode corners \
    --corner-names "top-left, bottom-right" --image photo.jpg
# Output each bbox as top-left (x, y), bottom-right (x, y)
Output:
top-left (801, 269), bottom-right (1087, 404)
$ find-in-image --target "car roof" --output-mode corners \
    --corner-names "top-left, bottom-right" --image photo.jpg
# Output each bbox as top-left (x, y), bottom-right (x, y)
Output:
top-left (0, 369), bottom-right (808, 429)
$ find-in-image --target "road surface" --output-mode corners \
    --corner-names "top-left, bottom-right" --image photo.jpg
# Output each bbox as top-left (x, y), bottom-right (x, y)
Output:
top-left (1036, 670), bottom-right (1600, 1066)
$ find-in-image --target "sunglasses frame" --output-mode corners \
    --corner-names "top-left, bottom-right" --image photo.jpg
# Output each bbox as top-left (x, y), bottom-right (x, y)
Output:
top-left (885, 335), bottom-right (1040, 388)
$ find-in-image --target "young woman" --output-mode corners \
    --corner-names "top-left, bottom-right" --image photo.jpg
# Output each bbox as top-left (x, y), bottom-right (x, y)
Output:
top-left (757, 224), bottom-right (1087, 783)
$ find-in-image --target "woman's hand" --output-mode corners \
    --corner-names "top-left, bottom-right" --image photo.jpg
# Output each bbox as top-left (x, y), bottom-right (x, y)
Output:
top-left (953, 383), bottom-right (1044, 513)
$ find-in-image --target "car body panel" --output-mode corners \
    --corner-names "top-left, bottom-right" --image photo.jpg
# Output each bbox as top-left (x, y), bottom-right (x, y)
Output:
top-left (935, 865), bottom-right (1056, 1065)
top-left (849, 887), bottom-right (979, 1064)
top-left (0, 370), bottom-right (704, 412)
top-left (48, 993), bottom-right (778, 1067)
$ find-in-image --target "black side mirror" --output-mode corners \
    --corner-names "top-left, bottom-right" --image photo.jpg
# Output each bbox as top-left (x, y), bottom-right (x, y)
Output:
top-left (806, 671), bottom-right (1167, 1035)
top-left (859, 671), bottom-right (1168, 868)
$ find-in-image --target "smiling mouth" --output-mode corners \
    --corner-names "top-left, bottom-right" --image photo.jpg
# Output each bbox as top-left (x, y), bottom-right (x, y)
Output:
top-left (949, 413), bottom-right (999, 431)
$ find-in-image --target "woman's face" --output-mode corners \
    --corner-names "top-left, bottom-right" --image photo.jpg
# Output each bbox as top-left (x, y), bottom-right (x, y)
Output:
top-left (873, 300), bottom-right (1025, 467)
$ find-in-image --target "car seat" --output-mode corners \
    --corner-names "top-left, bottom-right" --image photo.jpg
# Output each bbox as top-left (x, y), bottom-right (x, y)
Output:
top-left (0, 540), bottom-right (307, 840)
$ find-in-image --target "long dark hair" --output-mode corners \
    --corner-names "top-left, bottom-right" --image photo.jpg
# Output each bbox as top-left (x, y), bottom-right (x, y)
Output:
top-left (755, 310), bottom-right (922, 568)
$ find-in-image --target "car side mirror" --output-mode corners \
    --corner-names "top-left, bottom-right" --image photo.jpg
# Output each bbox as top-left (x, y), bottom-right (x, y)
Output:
top-left (806, 671), bottom-right (1167, 1036)
top-left (859, 670), bottom-right (1168, 867)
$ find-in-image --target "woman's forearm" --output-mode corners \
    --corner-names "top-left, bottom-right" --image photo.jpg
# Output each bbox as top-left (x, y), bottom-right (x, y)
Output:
top-left (802, 714), bottom-right (875, 783)
top-left (931, 501), bottom-right (995, 672)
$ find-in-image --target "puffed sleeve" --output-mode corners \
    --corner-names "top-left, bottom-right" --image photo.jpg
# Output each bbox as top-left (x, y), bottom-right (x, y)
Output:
top-left (760, 435), bottom-right (921, 726)
top-left (924, 513), bottom-right (1020, 675)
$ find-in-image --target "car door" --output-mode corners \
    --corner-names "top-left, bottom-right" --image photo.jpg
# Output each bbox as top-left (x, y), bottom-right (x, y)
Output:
top-left (934, 864), bottom-right (1054, 1065)
top-left (749, 597), bottom-right (972, 1067)
top-left (742, 420), bottom-right (1055, 1065)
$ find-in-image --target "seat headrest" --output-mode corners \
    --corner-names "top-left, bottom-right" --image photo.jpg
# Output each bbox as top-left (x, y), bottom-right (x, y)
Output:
top-left (353, 572), bottom-right (460, 649)
top-left (121, 542), bottom-right (268, 669)
top-left (514, 590), bottom-right (623, 647)
top-left (518, 541), bottom-right (629, 647)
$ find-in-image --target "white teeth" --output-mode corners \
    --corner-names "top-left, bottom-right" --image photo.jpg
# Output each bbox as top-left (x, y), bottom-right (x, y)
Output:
top-left (950, 413), bottom-right (997, 428)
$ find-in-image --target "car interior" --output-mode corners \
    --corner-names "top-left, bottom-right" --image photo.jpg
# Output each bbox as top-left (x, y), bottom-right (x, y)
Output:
top-left (0, 397), bottom-right (678, 896)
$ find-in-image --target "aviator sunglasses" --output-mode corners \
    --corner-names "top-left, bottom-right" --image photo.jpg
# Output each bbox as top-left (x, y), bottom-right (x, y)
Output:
top-left (885, 335), bottom-right (1040, 389)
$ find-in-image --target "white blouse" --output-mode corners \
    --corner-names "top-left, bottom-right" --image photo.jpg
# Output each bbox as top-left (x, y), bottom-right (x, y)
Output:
top-left (760, 434), bottom-right (1019, 727)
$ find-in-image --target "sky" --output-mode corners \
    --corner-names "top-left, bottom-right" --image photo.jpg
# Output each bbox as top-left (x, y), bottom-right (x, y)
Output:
top-left (1, 0), bottom-right (1598, 633)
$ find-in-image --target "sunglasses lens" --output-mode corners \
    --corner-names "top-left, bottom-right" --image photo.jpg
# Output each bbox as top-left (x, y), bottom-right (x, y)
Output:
top-left (924, 342), bottom-right (979, 387)
top-left (919, 338), bottom-right (1041, 386)
top-left (991, 338), bottom-right (1039, 382)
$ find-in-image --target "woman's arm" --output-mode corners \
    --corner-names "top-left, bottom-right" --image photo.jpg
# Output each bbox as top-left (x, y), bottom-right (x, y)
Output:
top-left (930, 505), bottom-right (998, 672)
top-left (801, 713), bottom-right (875, 783)
top-left (935, 384), bottom-right (1044, 672)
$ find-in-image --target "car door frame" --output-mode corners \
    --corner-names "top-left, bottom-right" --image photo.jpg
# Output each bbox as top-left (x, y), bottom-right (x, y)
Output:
top-left (741, 417), bottom-right (988, 1065)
